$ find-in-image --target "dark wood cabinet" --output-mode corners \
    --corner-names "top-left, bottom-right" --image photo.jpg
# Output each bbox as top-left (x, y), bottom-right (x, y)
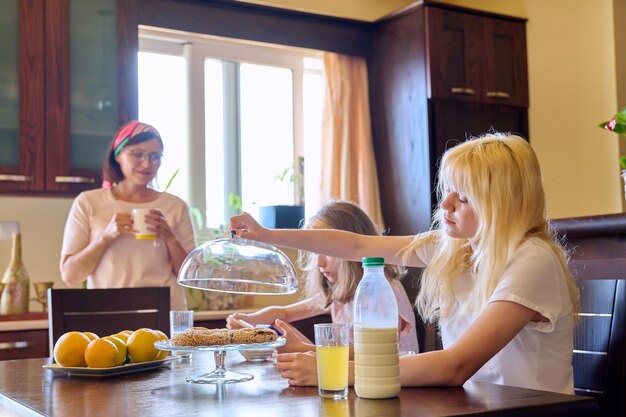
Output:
top-left (426, 6), bottom-right (528, 107)
top-left (0, 0), bottom-right (124, 195)
top-left (0, 329), bottom-right (48, 360)
top-left (370, 2), bottom-right (529, 234)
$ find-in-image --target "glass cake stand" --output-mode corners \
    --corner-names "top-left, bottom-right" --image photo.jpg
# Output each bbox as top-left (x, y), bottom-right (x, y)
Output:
top-left (155, 337), bottom-right (286, 384)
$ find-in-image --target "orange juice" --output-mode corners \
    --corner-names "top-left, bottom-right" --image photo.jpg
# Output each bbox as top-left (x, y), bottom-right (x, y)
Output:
top-left (316, 345), bottom-right (349, 391)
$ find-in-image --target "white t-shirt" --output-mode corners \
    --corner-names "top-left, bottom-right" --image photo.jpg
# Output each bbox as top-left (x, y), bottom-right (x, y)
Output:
top-left (413, 237), bottom-right (574, 394)
top-left (61, 188), bottom-right (196, 310)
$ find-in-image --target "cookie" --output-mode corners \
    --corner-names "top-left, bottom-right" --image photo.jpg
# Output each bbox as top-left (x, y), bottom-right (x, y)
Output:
top-left (230, 327), bottom-right (278, 344)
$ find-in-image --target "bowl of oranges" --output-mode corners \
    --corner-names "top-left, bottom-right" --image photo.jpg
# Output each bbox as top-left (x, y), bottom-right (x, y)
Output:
top-left (46, 328), bottom-right (174, 376)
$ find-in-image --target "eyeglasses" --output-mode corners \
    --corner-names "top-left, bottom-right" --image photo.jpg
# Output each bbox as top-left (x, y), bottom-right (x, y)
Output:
top-left (125, 149), bottom-right (163, 164)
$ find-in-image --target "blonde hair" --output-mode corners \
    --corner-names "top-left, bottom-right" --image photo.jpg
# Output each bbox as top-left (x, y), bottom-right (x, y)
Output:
top-left (408, 134), bottom-right (579, 323)
top-left (298, 200), bottom-right (404, 308)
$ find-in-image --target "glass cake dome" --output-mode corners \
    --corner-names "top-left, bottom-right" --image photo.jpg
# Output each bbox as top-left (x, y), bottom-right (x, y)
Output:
top-left (177, 237), bottom-right (298, 295)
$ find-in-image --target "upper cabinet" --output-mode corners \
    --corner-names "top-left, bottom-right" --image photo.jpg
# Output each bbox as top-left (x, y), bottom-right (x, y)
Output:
top-left (370, 3), bottom-right (529, 235)
top-left (0, 0), bottom-right (119, 194)
top-left (426, 6), bottom-right (528, 107)
top-left (0, 0), bottom-right (45, 192)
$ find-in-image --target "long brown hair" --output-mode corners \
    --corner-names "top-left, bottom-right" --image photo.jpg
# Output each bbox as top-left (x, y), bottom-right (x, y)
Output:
top-left (298, 200), bottom-right (405, 308)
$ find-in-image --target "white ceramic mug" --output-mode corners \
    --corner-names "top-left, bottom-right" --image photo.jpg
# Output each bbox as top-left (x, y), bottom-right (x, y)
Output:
top-left (132, 208), bottom-right (156, 240)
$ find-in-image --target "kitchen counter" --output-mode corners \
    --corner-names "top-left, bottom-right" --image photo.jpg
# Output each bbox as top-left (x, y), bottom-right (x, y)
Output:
top-left (0, 309), bottom-right (256, 332)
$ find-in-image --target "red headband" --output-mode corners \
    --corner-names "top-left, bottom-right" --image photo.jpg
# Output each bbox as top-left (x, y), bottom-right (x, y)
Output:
top-left (102, 121), bottom-right (161, 188)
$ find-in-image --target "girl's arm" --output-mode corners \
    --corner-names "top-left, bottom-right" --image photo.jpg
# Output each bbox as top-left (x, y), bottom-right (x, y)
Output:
top-left (226, 297), bottom-right (326, 329)
top-left (276, 300), bottom-right (536, 387)
top-left (230, 213), bottom-right (425, 267)
top-left (404, 300), bottom-right (536, 386)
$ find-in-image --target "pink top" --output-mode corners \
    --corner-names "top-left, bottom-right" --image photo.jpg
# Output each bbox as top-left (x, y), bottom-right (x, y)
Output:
top-left (329, 280), bottom-right (419, 353)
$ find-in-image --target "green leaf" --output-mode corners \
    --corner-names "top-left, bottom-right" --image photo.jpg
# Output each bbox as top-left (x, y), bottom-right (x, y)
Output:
top-left (227, 193), bottom-right (243, 214)
top-left (163, 168), bottom-right (180, 192)
top-left (189, 206), bottom-right (204, 231)
top-left (620, 156), bottom-right (626, 170)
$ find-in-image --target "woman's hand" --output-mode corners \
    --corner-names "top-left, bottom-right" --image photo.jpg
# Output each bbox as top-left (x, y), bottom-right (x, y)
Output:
top-left (144, 209), bottom-right (176, 243)
top-left (229, 212), bottom-right (268, 241)
top-left (101, 212), bottom-right (134, 242)
top-left (276, 351), bottom-right (318, 386)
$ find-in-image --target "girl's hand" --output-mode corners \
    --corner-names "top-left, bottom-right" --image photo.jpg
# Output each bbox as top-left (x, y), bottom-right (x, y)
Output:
top-left (273, 319), bottom-right (313, 353)
top-left (144, 209), bottom-right (176, 242)
top-left (229, 212), bottom-right (268, 241)
top-left (101, 212), bottom-right (134, 241)
top-left (226, 313), bottom-right (253, 330)
top-left (276, 351), bottom-right (318, 386)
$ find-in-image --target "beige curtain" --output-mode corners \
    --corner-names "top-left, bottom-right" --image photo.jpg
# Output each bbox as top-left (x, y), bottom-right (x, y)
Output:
top-left (321, 52), bottom-right (385, 229)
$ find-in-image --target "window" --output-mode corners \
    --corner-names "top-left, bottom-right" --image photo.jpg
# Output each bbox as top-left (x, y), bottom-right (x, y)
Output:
top-left (138, 27), bottom-right (324, 233)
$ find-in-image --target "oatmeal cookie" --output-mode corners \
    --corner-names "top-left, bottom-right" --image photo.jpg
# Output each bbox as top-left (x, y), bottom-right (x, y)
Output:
top-left (230, 327), bottom-right (278, 344)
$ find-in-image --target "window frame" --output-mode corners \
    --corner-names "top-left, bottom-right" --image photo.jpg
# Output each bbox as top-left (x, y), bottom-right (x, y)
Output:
top-left (138, 26), bottom-right (323, 231)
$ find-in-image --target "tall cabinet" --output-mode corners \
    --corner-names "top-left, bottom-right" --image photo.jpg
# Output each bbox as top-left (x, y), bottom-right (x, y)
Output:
top-left (0, 0), bottom-right (121, 195)
top-left (370, 2), bottom-right (529, 235)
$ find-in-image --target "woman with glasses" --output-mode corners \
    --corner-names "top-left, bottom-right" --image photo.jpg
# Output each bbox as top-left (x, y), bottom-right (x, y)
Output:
top-left (59, 121), bottom-right (195, 310)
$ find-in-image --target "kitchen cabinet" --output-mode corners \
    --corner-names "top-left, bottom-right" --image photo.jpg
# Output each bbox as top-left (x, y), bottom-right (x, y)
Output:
top-left (0, 0), bottom-right (121, 194)
top-left (370, 2), bottom-right (529, 234)
top-left (426, 6), bottom-right (528, 107)
top-left (0, 313), bottom-right (49, 361)
top-left (0, 329), bottom-right (48, 360)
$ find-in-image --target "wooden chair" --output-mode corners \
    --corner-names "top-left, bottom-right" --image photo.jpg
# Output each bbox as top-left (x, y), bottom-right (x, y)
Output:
top-left (574, 279), bottom-right (626, 417)
top-left (48, 287), bottom-right (170, 355)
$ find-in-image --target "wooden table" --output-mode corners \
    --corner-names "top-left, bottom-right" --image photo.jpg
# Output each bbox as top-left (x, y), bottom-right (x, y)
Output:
top-left (0, 353), bottom-right (600, 417)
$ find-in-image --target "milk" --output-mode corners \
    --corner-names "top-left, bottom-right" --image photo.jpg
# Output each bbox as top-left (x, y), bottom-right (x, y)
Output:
top-left (353, 257), bottom-right (400, 398)
top-left (353, 326), bottom-right (401, 399)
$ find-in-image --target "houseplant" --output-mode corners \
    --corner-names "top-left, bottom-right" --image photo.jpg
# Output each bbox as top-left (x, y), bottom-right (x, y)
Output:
top-left (259, 159), bottom-right (305, 229)
top-left (599, 107), bottom-right (626, 201)
top-left (599, 107), bottom-right (626, 169)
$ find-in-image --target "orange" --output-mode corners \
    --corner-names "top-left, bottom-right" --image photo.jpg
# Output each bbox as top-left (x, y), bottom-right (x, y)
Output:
top-left (53, 331), bottom-right (91, 367)
top-left (120, 330), bottom-right (133, 335)
top-left (153, 329), bottom-right (169, 359)
top-left (83, 332), bottom-right (99, 341)
top-left (103, 335), bottom-right (128, 366)
top-left (84, 338), bottom-right (118, 368)
top-left (126, 328), bottom-right (160, 363)
top-left (113, 332), bottom-right (130, 343)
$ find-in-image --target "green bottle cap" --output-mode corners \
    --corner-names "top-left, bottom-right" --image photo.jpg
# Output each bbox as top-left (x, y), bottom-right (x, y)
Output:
top-left (362, 257), bottom-right (384, 266)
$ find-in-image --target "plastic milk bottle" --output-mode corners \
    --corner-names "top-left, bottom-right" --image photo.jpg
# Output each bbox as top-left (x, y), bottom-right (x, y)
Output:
top-left (353, 257), bottom-right (401, 399)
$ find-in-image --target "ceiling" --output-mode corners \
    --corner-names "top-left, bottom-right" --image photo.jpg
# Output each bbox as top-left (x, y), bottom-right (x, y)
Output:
top-left (235, 0), bottom-right (417, 22)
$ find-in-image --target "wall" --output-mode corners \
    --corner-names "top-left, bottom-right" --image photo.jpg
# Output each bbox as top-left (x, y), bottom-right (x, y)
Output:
top-left (0, 196), bottom-right (74, 311)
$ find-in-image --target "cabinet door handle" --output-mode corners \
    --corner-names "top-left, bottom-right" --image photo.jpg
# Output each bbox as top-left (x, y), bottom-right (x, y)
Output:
top-left (0, 341), bottom-right (33, 350)
top-left (55, 176), bottom-right (96, 184)
top-left (486, 91), bottom-right (511, 99)
top-left (450, 87), bottom-right (476, 95)
top-left (0, 174), bottom-right (32, 182)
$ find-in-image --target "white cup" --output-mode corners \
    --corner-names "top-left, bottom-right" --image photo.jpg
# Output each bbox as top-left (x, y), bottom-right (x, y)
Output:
top-left (132, 208), bottom-right (156, 240)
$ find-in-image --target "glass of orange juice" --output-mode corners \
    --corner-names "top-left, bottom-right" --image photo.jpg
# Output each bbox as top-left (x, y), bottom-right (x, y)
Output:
top-left (314, 323), bottom-right (351, 399)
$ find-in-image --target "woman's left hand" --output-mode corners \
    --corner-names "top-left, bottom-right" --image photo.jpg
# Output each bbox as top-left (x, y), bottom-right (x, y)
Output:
top-left (276, 351), bottom-right (318, 386)
top-left (144, 209), bottom-right (175, 242)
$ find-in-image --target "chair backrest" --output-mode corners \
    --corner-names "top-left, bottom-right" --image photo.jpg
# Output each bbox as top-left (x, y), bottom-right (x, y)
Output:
top-left (48, 287), bottom-right (170, 355)
top-left (574, 279), bottom-right (626, 417)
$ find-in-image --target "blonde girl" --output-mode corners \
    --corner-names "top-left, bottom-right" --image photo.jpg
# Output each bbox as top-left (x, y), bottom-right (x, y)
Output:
top-left (227, 200), bottom-right (419, 354)
top-left (230, 134), bottom-right (579, 394)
